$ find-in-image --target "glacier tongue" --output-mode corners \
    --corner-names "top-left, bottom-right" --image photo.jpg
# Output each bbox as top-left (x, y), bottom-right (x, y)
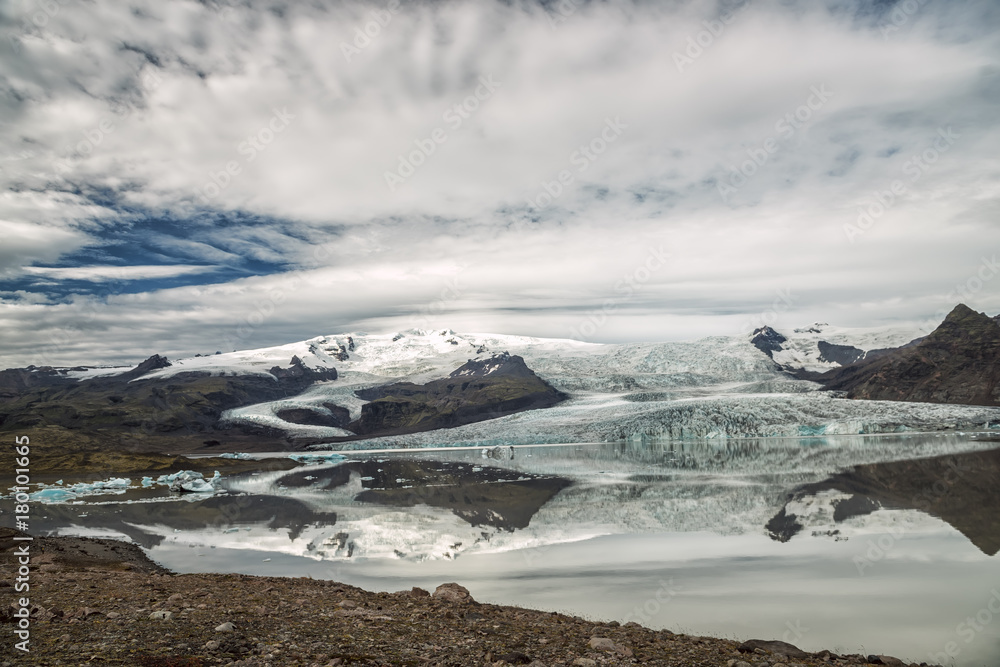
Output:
top-left (55, 327), bottom-right (1000, 446)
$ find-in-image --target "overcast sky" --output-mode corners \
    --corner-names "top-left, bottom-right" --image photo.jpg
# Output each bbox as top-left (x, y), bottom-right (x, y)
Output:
top-left (1, 0), bottom-right (999, 368)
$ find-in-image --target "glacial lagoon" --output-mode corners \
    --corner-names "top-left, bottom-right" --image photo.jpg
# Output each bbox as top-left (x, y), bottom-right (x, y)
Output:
top-left (25, 433), bottom-right (1000, 666)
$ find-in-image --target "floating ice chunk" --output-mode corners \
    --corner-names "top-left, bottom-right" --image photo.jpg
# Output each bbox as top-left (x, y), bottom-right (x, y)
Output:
top-left (155, 470), bottom-right (222, 495)
top-left (31, 488), bottom-right (76, 503)
top-left (31, 477), bottom-right (133, 503)
top-left (219, 452), bottom-right (254, 460)
top-left (179, 478), bottom-right (215, 493)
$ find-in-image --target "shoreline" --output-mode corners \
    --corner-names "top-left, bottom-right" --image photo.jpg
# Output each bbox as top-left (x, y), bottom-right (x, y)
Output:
top-left (1, 528), bottom-right (926, 667)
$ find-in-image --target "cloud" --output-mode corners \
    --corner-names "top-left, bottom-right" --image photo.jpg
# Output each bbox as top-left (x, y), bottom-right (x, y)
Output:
top-left (0, 0), bottom-right (999, 367)
top-left (21, 264), bottom-right (219, 282)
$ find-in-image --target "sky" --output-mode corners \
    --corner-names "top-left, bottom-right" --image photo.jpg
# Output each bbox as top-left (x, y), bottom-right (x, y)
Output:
top-left (1, 0), bottom-right (999, 369)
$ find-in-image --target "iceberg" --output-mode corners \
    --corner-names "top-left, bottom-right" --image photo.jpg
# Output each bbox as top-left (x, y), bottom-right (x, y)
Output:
top-left (30, 477), bottom-right (132, 503)
top-left (154, 470), bottom-right (223, 495)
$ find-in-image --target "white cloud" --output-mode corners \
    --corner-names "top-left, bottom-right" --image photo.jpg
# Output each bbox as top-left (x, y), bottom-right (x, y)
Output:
top-left (0, 0), bottom-right (999, 367)
top-left (21, 264), bottom-right (218, 281)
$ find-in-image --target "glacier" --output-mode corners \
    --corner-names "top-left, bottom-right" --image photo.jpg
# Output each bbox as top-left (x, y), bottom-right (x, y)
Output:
top-left (52, 326), bottom-right (1000, 446)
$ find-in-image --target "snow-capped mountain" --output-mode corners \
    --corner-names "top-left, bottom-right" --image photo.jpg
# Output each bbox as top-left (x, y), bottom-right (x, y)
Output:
top-left (5, 314), bottom-right (1000, 452)
top-left (751, 322), bottom-right (923, 373)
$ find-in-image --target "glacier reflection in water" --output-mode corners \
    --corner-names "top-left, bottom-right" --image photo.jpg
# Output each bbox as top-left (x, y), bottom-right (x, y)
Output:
top-left (32, 432), bottom-right (1000, 666)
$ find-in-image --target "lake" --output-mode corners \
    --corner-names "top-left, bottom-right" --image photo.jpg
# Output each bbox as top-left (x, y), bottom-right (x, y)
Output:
top-left (28, 432), bottom-right (1000, 666)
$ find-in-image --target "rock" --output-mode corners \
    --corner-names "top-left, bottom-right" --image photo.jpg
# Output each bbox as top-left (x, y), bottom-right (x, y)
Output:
top-left (205, 640), bottom-right (221, 650)
top-left (527, 662), bottom-right (547, 667)
top-left (867, 656), bottom-right (904, 666)
top-left (148, 611), bottom-right (173, 621)
top-left (498, 651), bottom-right (532, 664)
top-left (588, 637), bottom-right (617, 652)
top-left (432, 582), bottom-right (473, 604)
top-left (738, 639), bottom-right (809, 659)
top-left (105, 611), bottom-right (120, 619)
top-left (727, 662), bottom-right (752, 667)
top-left (409, 587), bottom-right (430, 598)
top-left (215, 621), bottom-right (236, 632)
top-left (337, 600), bottom-right (357, 608)
top-left (167, 593), bottom-right (184, 604)
top-left (572, 659), bottom-right (597, 667)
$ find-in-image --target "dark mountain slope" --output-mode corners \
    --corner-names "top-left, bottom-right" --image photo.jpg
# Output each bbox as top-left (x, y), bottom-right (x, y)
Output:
top-left (818, 304), bottom-right (1000, 406)
top-left (347, 352), bottom-right (566, 437)
top-left (0, 355), bottom-right (338, 454)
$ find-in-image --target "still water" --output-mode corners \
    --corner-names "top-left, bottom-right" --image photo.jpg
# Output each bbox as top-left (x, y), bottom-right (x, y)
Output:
top-left (29, 433), bottom-right (1000, 666)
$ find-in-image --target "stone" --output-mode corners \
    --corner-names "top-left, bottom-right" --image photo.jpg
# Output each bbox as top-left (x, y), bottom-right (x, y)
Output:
top-left (738, 640), bottom-right (809, 659)
top-left (588, 637), bottom-right (617, 652)
top-left (409, 587), bottom-right (430, 598)
top-left (148, 611), bottom-right (173, 621)
top-left (205, 640), bottom-right (221, 651)
top-left (337, 600), bottom-right (357, 609)
top-left (215, 621), bottom-right (236, 632)
top-left (105, 612), bottom-right (120, 619)
top-left (433, 582), bottom-right (473, 603)
top-left (498, 651), bottom-right (532, 664)
top-left (167, 594), bottom-right (184, 604)
top-left (572, 660), bottom-right (597, 667)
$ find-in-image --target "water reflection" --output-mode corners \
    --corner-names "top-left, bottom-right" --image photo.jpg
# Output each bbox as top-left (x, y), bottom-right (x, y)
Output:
top-left (24, 432), bottom-right (1000, 666)
top-left (768, 446), bottom-right (1000, 555)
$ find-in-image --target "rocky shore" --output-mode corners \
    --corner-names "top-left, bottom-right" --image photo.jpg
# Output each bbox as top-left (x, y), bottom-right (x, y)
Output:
top-left (0, 529), bottom-right (928, 667)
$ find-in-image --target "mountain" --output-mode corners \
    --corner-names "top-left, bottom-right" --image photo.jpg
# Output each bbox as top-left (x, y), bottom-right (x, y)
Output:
top-left (4, 317), bottom-right (1000, 460)
top-left (749, 326), bottom-right (787, 358)
top-left (297, 352), bottom-right (566, 439)
top-left (759, 322), bottom-right (922, 373)
top-left (818, 304), bottom-right (1000, 406)
top-left (0, 353), bottom-right (339, 454)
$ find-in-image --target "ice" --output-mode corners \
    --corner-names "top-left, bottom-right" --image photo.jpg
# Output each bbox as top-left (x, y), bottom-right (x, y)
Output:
top-left (31, 488), bottom-right (77, 503)
top-left (151, 470), bottom-right (223, 496)
top-left (219, 452), bottom-right (254, 460)
top-left (30, 477), bottom-right (132, 503)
